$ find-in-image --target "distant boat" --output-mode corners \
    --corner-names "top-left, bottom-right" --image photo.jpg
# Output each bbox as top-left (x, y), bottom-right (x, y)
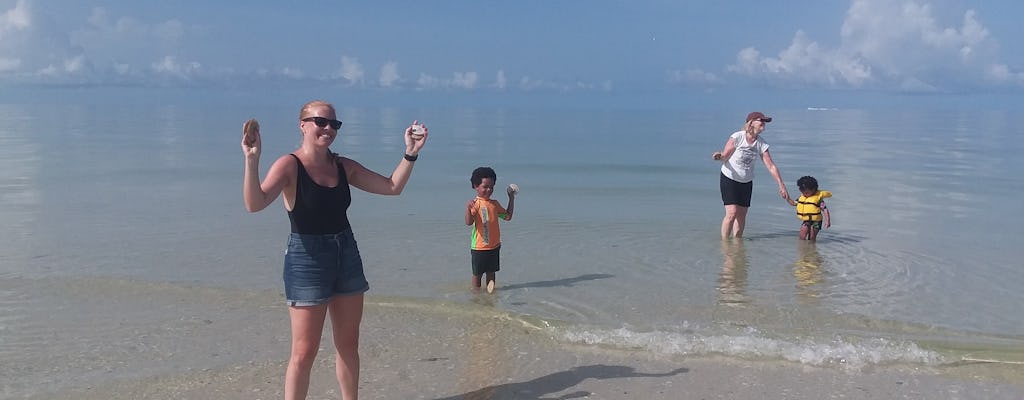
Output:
top-left (806, 107), bottom-right (838, 111)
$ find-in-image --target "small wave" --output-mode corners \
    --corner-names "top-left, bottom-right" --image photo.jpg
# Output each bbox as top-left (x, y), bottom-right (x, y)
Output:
top-left (556, 325), bottom-right (944, 370)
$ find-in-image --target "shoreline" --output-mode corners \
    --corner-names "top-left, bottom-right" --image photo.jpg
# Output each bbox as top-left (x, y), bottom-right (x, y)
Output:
top-left (26, 302), bottom-right (1024, 400)
top-left (6, 277), bottom-right (1023, 400)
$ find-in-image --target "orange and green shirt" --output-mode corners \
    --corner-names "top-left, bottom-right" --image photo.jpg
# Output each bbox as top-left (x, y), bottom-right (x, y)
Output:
top-left (469, 197), bottom-right (508, 250)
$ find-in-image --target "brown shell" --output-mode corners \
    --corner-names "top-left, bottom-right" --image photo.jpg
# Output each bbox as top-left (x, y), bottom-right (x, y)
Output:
top-left (243, 118), bottom-right (260, 145)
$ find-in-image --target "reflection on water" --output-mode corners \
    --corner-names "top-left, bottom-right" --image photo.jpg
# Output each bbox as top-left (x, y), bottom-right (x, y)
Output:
top-left (717, 239), bottom-right (748, 306)
top-left (794, 241), bottom-right (825, 302)
top-left (457, 297), bottom-right (509, 400)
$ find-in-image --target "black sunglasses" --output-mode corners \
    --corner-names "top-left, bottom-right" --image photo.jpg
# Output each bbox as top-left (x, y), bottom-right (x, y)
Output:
top-left (302, 117), bottom-right (343, 130)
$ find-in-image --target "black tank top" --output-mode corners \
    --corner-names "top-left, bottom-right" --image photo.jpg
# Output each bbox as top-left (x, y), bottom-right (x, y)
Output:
top-left (287, 154), bottom-right (352, 234)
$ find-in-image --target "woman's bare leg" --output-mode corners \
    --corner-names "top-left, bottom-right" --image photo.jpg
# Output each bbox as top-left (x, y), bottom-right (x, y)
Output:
top-left (721, 205), bottom-right (738, 239)
top-left (328, 294), bottom-right (364, 400)
top-left (730, 206), bottom-right (750, 238)
top-left (286, 304), bottom-right (329, 400)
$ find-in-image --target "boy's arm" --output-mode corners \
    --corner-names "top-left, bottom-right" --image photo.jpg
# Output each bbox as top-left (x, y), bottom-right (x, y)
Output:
top-left (465, 199), bottom-right (475, 225)
top-left (786, 197), bottom-right (797, 206)
top-left (503, 194), bottom-right (515, 220)
top-left (822, 201), bottom-right (831, 228)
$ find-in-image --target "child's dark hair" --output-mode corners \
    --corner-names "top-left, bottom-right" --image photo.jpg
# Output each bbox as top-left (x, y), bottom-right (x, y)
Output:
top-left (796, 176), bottom-right (818, 192)
top-left (470, 167), bottom-right (497, 188)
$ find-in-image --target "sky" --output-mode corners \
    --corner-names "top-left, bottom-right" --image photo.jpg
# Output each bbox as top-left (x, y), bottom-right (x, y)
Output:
top-left (2, 0), bottom-right (1024, 108)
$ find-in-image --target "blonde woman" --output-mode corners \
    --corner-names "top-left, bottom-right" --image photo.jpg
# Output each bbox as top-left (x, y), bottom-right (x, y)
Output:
top-left (242, 100), bottom-right (427, 399)
top-left (712, 111), bottom-right (789, 239)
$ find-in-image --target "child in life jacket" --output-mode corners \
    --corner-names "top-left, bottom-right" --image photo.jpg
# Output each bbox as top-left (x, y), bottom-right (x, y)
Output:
top-left (786, 176), bottom-right (831, 241)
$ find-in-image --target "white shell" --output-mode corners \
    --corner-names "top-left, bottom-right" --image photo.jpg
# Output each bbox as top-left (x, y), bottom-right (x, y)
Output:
top-left (508, 183), bottom-right (519, 193)
top-left (410, 124), bottom-right (425, 138)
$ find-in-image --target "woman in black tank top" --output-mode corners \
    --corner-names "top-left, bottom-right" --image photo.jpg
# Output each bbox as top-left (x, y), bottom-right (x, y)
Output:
top-left (242, 100), bottom-right (428, 399)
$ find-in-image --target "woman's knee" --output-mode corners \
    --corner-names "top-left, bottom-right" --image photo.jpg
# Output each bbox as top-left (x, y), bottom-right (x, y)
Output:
top-left (289, 341), bottom-right (320, 368)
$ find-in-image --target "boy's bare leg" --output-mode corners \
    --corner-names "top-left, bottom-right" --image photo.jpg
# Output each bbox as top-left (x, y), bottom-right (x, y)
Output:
top-left (799, 224), bottom-right (810, 240)
top-left (472, 274), bottom-right (482, 290)
top-left (809, 226), bottom-right (820, 241)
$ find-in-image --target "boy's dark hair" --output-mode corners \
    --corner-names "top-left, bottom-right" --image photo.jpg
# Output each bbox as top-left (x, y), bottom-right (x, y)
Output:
top-left (797, 176), bottom-right (818, 192)
top-left (470, 167), bottom-right (497, 188)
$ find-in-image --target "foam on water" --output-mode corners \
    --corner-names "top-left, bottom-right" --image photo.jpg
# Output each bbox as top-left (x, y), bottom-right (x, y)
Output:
top-left (556, 325), bottom-right (945, 370)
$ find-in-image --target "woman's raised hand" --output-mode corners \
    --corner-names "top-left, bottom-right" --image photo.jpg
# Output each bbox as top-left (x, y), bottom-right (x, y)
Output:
top-left (404, 120), bottom-right (428, 154)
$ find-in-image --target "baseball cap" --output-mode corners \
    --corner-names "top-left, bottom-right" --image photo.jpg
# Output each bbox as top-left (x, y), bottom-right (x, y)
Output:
top-left (746, 111), bottom-right (772, 123)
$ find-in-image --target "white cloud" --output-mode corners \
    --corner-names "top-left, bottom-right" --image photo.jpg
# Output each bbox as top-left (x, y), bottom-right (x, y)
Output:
top-left (0, 57), bottom-right (21, 72)
top-left (517, 76), bottom-right (562, 91)
top-left (728, 30), bottom-right (872, 87)
top-left (452, 71), bottom-right (478, 89)
top-left (494, 69), bottom-right (506, 89)
top-left (281, 67), bottom-right (304, 79)
top-left (72, 7), bottom-right (191, 72)
top-left (151, 55), bottom-right (201, 79)
top-left (988, 64), bottom-right (1024, 85)
top-left (417, 71), bottom-right (478, 89)
top-left (379, 62), bottom-right (399, 87)
top-left (0, 1), bottom-right (208, 85)
top-left (1, 0), bottom-right (30, 37)
top-left (727, 0), bottom-right (1019, 91)
top-left (667, 68), bottom-right (723, 86)
top-left (0, 0), bottom-right (85, 82)
top-left (336, 56), bottom-right (364, 85)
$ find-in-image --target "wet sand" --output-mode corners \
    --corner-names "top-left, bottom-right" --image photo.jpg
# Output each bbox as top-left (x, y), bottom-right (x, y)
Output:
top-left (7, 277), bottom-right (1024, 400)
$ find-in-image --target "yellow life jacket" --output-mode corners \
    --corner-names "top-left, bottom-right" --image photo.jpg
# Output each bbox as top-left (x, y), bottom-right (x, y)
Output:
top-left (796, 190), bottom-right (832, 221)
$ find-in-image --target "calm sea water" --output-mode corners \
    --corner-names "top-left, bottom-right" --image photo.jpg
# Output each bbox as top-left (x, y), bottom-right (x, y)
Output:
top-left (2, 93), bottom-right (1023, 390)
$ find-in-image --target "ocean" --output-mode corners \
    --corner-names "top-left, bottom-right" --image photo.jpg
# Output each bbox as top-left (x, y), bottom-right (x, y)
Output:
top-left (2, 90), bottom-right (1023, 395)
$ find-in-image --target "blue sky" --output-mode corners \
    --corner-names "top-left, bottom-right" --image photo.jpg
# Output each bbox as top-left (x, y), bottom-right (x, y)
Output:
top-left (2, 0), bottom-right (1023, 107)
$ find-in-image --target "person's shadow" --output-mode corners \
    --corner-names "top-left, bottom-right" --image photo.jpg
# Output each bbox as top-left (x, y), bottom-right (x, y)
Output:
top-left (435, 364), bottom-right (689, 400)
top-left (499, 273), bottom-right (613, 291)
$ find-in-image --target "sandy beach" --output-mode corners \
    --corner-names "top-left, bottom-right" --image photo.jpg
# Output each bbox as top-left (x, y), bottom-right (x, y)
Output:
top-left (7, 277), bottom-right (1022, 400)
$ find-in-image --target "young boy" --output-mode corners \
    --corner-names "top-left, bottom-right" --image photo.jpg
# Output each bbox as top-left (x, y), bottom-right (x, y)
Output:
top-left (465, 167), bottom-right (516, 293)
top-left (786, 176), bottom-right (831, 241)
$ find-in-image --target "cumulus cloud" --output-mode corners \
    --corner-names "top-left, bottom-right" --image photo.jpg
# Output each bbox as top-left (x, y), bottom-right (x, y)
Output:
top-left (727, 30), bottom-right (872, 88)
top-left (71, 7), bottom-right (194, 80)
top-left (1, 0), bottom-right (30, 37)
top-left (379, 62), bottom-right (400, 87)
top-left (0, 0), bottom-right (90, 82)
top-left (0, 1), bottom-right (209, 85)
top-left (517, 76), bottom-right (571, 92)
top-left (281, 67), bottom-right (304, 79)
top-left (988, 64), bottom-right (1024, 85)
top-left (727, 0), bottom-right (1022, 91)
top-left (452, 72), bottom-right (478, 89)
top-left (334, 56), bottom-right (364, 85)
top-left (494, 69), bottom-right (507, 89)
top-left (667, 68), bottom-right (723, 87)
top-left (151, 55), bottom-right (201, 79)
top-left (417, 71), bottom-right (478, 89)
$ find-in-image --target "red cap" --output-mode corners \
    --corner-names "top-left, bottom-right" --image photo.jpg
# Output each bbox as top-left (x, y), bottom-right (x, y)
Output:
top-left (746, 112), bottom-right (772, 123)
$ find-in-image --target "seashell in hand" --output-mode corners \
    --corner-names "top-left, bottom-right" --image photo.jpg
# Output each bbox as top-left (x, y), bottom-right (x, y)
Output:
top-left (410, 123), bottom-right (425, 140)
top-left (243, 118), bottom-right (260, 146)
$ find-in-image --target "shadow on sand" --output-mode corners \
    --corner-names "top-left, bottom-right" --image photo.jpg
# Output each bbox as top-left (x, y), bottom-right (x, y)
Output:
top-left (499, 274), bottom-right (614, 291)
top-left (434, 364), bottom-right (688, 400)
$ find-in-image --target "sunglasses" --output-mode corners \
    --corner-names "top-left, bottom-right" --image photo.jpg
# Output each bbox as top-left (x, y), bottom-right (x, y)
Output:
top-left (302, 117), bottom-right (343, 130)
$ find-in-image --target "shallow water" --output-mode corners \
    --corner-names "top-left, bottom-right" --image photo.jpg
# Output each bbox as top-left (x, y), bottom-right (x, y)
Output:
top-left (2, 96), bottom-right (1023, 392)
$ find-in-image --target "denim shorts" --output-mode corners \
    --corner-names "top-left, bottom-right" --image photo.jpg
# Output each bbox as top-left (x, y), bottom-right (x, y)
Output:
top-left (283, 230), bottom-right (369, 306)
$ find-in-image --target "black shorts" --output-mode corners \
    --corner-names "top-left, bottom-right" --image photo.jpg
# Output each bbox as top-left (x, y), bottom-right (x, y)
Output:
top-left (720, 173), bottom-right (753, 207)
top-left (471, 246), bottom-right (501, 276)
